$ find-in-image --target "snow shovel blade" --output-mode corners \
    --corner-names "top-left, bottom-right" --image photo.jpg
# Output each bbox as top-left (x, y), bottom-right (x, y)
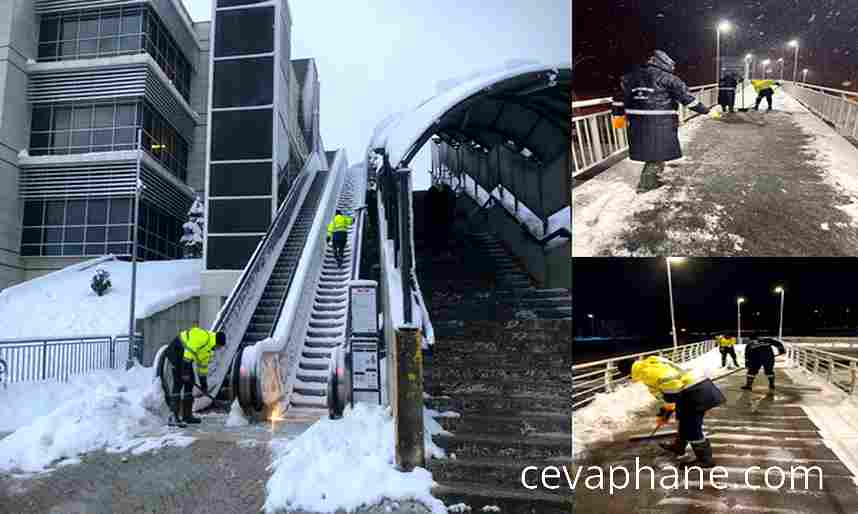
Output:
top-left (629, 429), bottom-right (678, 442)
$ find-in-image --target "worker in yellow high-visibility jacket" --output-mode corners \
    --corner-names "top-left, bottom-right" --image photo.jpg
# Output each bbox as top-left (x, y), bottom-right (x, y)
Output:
top-left (752, 79), bottom-right (781, 111)
top-left (327, 210), bottom-right (353, 268)
top-left (718, 334), bottom-right (739, 368)
top-left (631, 356), bottom-right (726, 467)
top-left (166, 326), bottom-right (225, 427)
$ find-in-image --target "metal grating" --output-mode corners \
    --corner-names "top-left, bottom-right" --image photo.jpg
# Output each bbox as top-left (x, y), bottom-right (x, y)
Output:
top-left (34, 0), bottom-right (146, 13)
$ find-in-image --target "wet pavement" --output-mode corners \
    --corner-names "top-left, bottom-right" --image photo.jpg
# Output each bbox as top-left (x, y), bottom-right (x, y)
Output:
top-left (572, 369), bottom-right (858, 513)
top-left (573, 89), bottom-right (858, 256)
top-left (0, 412), bottom-right (312, 514)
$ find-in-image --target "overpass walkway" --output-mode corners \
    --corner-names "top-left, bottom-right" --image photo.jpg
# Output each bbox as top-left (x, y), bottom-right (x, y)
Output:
top-left (573, 87), bottom-right (858, 256)
top-left (573, 367), bottom-right (858, 513)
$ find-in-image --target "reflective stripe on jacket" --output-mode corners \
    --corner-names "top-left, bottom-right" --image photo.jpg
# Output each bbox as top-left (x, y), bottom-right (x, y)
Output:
top-left (179, 327), bottom-right (217, 376)
top-left (327, 214), bottom-right (353, 237)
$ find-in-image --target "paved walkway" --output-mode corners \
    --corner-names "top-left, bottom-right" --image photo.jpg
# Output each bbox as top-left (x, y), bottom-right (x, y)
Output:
top-left (572, 368), bottom-right (858, 513)
top-left (573, 88), bottom-right (858, 256)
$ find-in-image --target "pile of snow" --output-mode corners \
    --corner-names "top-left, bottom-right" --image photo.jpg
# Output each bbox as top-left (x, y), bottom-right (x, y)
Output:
top-left (0, 365), bottom-right (189, 473)
top-left (573, 346), bottom-right (728, 458)
top-left (0, 257), bottom-right (202, 339)
top-left (264, 403), bottom-right (447, 514)
top-left (225, 399), bottom-right (250, 427)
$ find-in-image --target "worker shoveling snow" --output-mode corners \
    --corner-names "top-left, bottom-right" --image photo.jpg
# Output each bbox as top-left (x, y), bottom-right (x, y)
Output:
top-left (0, 364), bottom-right (193, 474)
top-left (264, 403), bottom-right (448, 514)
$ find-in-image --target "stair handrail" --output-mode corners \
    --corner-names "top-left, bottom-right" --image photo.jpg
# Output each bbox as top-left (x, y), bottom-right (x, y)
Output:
top-left (205, 160), bottom-right (318, 396)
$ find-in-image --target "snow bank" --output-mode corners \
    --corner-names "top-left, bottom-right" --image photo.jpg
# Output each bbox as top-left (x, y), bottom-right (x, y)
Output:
top-left (225, 399), bottom-right (250, 427)
top-left (0, 258), bottom-right (202, 339)
top-left (0, 365), bottom-right (188, 473)
top-left (264, 403), bottom-right (447, 514)
top-left (573, 346), bottom-right (725, 458)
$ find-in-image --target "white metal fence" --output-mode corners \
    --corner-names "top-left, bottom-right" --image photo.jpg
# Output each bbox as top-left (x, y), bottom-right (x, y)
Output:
top-left (572, 84), bottom-right (719, 178)
top-left (784, 82), bottom-right (858, 140)
top-left (572, 339), bottom-right (718, 410)
top-left (786, 344), bottom-right (858, 395)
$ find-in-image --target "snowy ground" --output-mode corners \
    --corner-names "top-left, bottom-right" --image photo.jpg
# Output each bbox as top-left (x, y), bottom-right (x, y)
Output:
top-left (573, 346), bottom-right (743, 459)
top-left (0, 364), bottom-right (193, 475)
top-left (264, 403), bottom-right (448, 514)
top-left (573, 83), bottom-right (858, 256)
top-left (0, 257), bottom-right (201, 339)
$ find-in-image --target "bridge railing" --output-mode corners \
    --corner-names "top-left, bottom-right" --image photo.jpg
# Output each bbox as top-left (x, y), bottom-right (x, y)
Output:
top-left (786, 343), bottom-right (858, 395)
top-left (0, 334), bottom-right (141, 385)
top-left (784, 82), bottom-right (858, 140)
top-left (572, 84), bottom-right (718, 178)
top-left (572, 338), bottom-right (718, 410)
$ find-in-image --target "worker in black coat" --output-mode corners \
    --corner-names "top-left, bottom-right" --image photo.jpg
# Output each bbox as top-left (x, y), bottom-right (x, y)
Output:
top-left (611, 50), bottom-right (711, 193)
top-left (718, 74), bottom-right (739, 113)
top-left (742, 336), bottom-right (786, 391)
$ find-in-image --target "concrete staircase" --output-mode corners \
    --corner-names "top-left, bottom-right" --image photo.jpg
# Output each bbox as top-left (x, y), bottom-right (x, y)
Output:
top-left (289, 169), bottom-right (359, 413)
top-left (427, 320), bottom-right (572, 513)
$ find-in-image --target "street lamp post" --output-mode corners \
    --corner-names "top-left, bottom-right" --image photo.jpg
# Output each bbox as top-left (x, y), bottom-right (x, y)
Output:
top-left (666, 257), bottom-right (684, 349)
top-left (737, 297), bottom-right (746, 345)
top-left (127, 129), bottom-right (143, 369)
top-left (587, 313), bottom-right (595, 336)
top-left (774, 286), bottom-right (785, 341)
top-left (778, 58), bottom-right (785, 81)
top-left (716, 21), bottom-right (731, 97)
top-left (762, 59), bottom-right (771, 79)
top-left (789, 40), bottom-right (799, 83)
top-left (802, 68), bottom-right (809, 83)
top-left (743, 54), bottom-right (753, 108)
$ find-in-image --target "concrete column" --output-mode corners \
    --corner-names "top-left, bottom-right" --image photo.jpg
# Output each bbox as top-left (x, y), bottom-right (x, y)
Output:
top-left (394, 326), bottom-right (425, 471)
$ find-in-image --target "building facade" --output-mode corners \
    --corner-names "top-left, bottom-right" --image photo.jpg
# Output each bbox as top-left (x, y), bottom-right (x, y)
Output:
top-left (0, 0), bottom-right (321, 293)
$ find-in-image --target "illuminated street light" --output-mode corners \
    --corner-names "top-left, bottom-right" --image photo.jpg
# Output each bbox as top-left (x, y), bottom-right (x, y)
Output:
top-left (788, 40), bottom-right (800, 83)
top-left (774, 286), bottom-right (785, 341)
top-left (666, 257), bottom-right (685, 349)
top-left (716, 21), bottom-right (732, 92)
top-left (802, 68), bottom-right (809, 83)
top-left (737, 297), bottom-right (746, 345)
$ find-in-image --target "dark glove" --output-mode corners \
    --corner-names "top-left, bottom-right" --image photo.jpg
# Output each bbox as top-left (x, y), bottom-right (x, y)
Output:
top-left (199, 376), bottom-right (208, 393)
top-left (327, 235), bottom-right (332, 245)
top-left (657, 405), bottom-right (675, 423)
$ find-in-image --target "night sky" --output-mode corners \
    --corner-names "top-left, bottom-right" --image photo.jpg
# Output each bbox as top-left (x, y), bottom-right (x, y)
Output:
top-left (574, 0), bottom-right (858, 98)
top-left (573, 258), bottom-right (858, 337)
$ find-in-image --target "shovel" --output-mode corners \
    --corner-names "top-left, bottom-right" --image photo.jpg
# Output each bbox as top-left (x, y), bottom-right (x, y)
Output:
top-left (629, 420), bottom-right (678, 442)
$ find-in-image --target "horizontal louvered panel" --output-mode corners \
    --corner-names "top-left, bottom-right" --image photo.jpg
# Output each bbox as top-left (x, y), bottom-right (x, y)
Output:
top-left (145, 72), bottom-right (194, 136)
top-left (35, 0), bottom-right (145, 13)
top-left (20, 159), bottom-right (192, 218)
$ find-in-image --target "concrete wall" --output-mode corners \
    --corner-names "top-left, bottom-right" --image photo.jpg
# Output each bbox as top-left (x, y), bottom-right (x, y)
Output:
top-left (0, 0), bottom-right (37, 290)
top-left (199, 269), bottom-right (240, 328)
top-left (137, 296), bottom-right (200, 365)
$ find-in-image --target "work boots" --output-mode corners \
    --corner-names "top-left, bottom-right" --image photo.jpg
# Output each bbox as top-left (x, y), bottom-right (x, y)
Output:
top-left (741, 376), bottom-right (754, 390)
top-left (688, 439), bottom-right (715, 468)
top-left (637, 162), bottom-right (665, 193)
top-left (768, 374), bottom-right (776, 390)
top-left (659, 436), bottom-right (687, 456)
top-left (182, 397), bottom-right (202, 424)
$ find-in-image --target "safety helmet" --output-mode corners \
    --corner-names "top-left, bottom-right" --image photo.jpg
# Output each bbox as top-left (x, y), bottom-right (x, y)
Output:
top-left (631, 356), bottom-right (670, 382)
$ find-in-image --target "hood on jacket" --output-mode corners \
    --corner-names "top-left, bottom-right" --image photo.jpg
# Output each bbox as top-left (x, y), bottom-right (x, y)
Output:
top-left (648, 50), bottom-right (676, 73)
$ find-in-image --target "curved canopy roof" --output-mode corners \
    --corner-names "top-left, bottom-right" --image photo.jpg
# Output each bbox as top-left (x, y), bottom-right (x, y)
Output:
top-left (370, 62), bottom-right (572, 170)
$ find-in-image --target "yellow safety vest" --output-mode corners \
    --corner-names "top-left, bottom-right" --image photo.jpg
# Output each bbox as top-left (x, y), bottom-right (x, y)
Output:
top-left (719, 336), bottom-right (736, 348)
top-left (751, 79), bottom-right (776, 93)
top-left (327, 214), bottom-right (353, 237)
top-left (179, 327), bottom-right (217, 376)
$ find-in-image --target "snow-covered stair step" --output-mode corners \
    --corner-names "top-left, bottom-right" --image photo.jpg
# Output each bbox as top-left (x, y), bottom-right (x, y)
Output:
top-left (293, 381), bottom-right (327, 397)
top-left (299, 358), bottom-right (330, 371)
top-left (290, 392), bottom-right (328, 409)
top-left (296, 367), bottom-right (329, 382)
top-left (305, 338), bottom-right (340, 349)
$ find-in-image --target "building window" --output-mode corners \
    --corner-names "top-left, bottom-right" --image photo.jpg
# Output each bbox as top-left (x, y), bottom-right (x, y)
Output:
top-left (20, 198), bottom-right (183, 260)
top-left (29, 101), bottom-right (189, 183)
top-left (38, 7), bottom-right (192, 101)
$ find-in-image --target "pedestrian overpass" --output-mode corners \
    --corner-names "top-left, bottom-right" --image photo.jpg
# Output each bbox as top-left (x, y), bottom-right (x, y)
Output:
top-left (572, 339), bottom-right (858, 513)
top-left (572, 82), bottom-right (858, 256)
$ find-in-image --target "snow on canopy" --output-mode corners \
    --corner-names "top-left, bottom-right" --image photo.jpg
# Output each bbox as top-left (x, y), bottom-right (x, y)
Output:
top-left (369, 61), bottom-right (571, 169)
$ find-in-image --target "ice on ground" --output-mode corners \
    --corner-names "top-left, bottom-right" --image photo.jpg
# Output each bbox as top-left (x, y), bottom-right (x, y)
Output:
top-left (0, 257), bottom-right (202, 339)
top-left (225, 399), bottom-right (250, 427)
top-left (264, 403), bottom-right (447, 514)
top-left (0, 365), bottom-right (188, 473)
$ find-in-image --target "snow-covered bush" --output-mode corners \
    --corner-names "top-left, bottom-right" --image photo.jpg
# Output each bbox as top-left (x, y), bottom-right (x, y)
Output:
top-left (90, 268), bottom-right (112, 296)
top-left (180, 197), bottom-right (204, 258)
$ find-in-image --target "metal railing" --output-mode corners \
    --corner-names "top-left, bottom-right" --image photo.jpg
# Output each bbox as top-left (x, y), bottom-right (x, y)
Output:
top-left (0, 334), bottom-right (141, 384)
top-left (572, 339), bottom-right (718, 410)
top-left (784, 82), bottom-right (858, 140)
top-left (572, 83), bottom-right (718, 177)
top-left (205, 161), bottom-right (317, 397)
top-left (786, 344), bottom-right (858, 395)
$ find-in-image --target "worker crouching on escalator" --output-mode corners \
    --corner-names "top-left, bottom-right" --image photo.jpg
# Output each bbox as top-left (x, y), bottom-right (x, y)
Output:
top-left (167, 326), bottom-right (226, 427)
top-left (631, 356), bottom-right (726, 468)
top-left (327, 209), bottom-right (353, 268)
